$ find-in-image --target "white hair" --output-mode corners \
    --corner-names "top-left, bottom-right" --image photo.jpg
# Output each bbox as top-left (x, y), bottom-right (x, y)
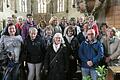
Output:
top-left (17, 16), bottom-right (23, 21)
top-left (53, 33), bottom-right (65, 44)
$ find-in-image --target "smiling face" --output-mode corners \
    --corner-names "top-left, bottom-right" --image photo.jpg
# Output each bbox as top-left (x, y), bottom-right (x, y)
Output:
top-left (8, 25), bottom-right (16, 36)
top-left (54, 36), bottom-right (61, 45)
top-left (66, 27), bottom-right (74, 37)
top-left (107, 28), bottom-right (115, 38)
top-left (53, 33), bottom-right (62, 45)
top-left (29, 27), bottom-right (38, 40)
top-left (87, 29), bottom-right (95, 41)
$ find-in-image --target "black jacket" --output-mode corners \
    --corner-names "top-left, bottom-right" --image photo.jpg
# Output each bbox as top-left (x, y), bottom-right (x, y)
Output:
top-left (64, 37), bottom-right (80, 72)
top-left (44, 43), bottom-right (68, 80)
top-left (24, 35), bottom-right (45, 63)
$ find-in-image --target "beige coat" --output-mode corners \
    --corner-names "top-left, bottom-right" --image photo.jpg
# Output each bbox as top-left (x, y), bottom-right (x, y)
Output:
top-left (102, 36), bottom-right (120, 60)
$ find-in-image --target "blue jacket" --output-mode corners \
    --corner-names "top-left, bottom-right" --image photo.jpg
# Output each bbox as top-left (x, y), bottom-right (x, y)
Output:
top-left (79, 40), bottom-right (104, 68)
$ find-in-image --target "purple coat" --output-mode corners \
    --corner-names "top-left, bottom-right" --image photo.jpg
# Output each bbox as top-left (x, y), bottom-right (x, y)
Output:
top-left (21, 20), bottom-right (36, 40)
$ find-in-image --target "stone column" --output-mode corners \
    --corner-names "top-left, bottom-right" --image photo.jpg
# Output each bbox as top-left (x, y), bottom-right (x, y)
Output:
top-left (27, 0), bottom-right (31, 13)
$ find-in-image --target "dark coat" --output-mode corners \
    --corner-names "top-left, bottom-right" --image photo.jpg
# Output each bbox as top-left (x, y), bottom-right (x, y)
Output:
top-left (77, 32), bottom-right (86, 44)
top-left (44, 43), bottom-right (68, 80)
top-left (21, 21), bottom-right (36, 40)
top-left (63, 37), bottom-right (79, 73)
top-left (24, 35), bottom-right (45, 63)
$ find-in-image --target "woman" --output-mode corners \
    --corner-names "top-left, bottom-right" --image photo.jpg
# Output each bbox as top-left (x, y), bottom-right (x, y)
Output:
top-left (24, 27), bottom-right (45, 80)
top-left (44, 26), bottom-right (53, 49)
top-left (49, 16), bottom-right (62, 34)
top-left (63, 26), bottom-right (79, 80)
top-left (0, 23), bottom-right (23, 79)
top-left (15, 16), bottom-right (24, 35)
top-left (37, 20), bottom-right (47, 37)
top-left (44, 33), bottom-right (68, 80)
top-left (77, 22), bottom-right (89, 44)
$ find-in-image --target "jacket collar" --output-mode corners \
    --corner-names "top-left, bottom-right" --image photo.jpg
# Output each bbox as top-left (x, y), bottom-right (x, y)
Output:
top-left (85, 39), bottom-right (97, 44)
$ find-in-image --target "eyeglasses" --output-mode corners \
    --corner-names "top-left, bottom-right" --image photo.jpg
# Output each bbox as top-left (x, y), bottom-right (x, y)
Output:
top-left (87, 33), bottom-right (94, 35)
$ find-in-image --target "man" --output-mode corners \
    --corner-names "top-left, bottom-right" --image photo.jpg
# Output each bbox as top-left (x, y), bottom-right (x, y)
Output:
top-left (78, 29), bottom-right (104, 80)
top-left (103, 28), bottom-right (120, 65)
top-left (21, 14), bottom-right (36, 40)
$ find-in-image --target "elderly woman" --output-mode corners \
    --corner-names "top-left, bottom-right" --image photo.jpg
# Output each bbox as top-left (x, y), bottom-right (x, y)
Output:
top-left (0, 23), bottom-right (23, 79)
top-left (15, 16), bottom-right (24, 35)
top-left (24, 27), bottom-right (45, 80)
top-left (44, 33), bottom-right (68, 80)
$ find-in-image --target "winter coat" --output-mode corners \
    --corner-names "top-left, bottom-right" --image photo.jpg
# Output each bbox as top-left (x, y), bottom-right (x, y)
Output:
top-left (77, 32), bottom-right (86, 44)
top-left (63, 36), bottom-right (79, 72)
top-left (24, 35), bottom-right (45, 63)
top-left (102, 36), bottom-right (120, 60)
top-left (79, 40), bottom-right (104, 68)
top-left (21, 21), bottom-right (36, 40)
top-left (44, 43), bottom-right (68, 80)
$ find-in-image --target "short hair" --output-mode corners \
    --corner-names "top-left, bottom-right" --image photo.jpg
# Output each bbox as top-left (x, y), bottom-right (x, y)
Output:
top-left (17, 16), bottom-right (23, 21)
top-left (26, 14), bottom-right (32, 18)
top-left (100, 23), bottom-right (108, 29)
top-left (88, 15), bottom-right (94, 21)
top-left (69, 17), bottom-right (76, 21)
top-left (29, 27), bottom-right (38, 33)
top-left (111, 27), bottom-right (116, 36)
top-left (87, 29), bottom-right (96, 37)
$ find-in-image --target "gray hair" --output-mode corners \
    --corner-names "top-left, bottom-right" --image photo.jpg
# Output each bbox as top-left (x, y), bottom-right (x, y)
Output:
top-left (29, 27), bottom-right (38, 33)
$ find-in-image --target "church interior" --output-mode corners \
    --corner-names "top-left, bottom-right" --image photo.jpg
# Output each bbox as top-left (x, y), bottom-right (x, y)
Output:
top-left (0, 0), bottom-right (120, 80)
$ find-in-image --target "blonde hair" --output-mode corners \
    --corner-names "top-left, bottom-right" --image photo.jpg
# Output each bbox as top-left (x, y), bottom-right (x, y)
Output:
top-left (49, 16), bottom-right (58, 25)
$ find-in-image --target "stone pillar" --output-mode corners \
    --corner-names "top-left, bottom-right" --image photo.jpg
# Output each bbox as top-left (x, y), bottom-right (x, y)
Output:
top-left (27, 0), bottom-right (31, 13)
top-left (32, 0), bottom-right (38, 14)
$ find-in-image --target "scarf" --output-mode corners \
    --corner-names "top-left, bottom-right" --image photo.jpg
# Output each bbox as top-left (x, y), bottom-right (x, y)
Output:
top-left (53, 43), bottom-right (60, 52)
top-left (65, 35), bottom-right (74, 43)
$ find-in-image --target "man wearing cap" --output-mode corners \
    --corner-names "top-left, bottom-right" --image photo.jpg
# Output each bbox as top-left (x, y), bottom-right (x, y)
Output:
top-left (21, 14), bottom-right (36, 40)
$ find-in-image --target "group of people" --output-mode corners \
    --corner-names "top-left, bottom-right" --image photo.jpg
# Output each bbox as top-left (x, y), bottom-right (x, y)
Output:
top-left (0, 13), bottom-right (120, 80)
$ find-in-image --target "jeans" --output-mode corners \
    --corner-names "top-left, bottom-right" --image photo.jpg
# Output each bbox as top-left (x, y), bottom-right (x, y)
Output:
top-left (28, 63), bottom-right (42, 80)
top-left (81, 67), bottom-right (98, 80)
